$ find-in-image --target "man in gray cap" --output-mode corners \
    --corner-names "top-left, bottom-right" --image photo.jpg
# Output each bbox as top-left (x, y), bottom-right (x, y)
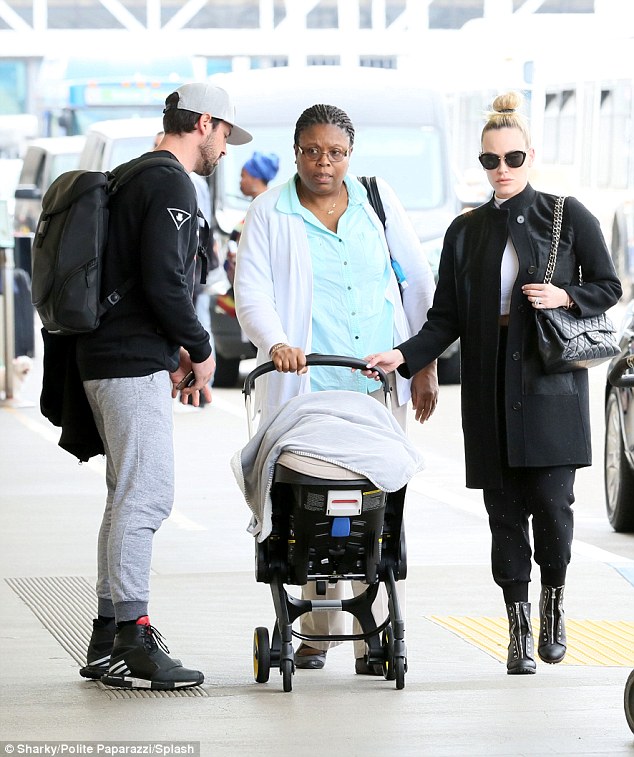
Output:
top-left (157, 82), bottom-right (252, 173)
top-left (76, 84), bottom-right (251, 691)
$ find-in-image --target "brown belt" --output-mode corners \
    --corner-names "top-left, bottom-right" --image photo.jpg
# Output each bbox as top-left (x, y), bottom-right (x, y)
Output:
top-left (499, 314), bottom-right (510, 327)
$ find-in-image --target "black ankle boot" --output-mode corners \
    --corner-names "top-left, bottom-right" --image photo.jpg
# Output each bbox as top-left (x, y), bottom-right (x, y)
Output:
top-left (538, 585), bottom-right (567, 664)
top-left (506, 601), bottom-right (536, 675)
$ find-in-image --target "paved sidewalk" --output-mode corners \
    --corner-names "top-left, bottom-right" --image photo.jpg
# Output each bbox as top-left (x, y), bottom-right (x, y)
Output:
top-left (1, 350), bottom-right (633, 756)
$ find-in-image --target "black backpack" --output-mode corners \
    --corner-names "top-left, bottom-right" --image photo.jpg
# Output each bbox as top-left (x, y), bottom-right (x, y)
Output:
top-left (31, 155), bottom-right (184, 335)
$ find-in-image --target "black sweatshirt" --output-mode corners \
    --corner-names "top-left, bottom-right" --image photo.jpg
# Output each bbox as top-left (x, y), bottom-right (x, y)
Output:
top-left (77, 151), bottom-right (212, 380)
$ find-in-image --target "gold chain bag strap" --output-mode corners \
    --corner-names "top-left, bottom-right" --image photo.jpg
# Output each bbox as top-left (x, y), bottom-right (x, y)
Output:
top-left (534, 196), bottom-right (620, 373)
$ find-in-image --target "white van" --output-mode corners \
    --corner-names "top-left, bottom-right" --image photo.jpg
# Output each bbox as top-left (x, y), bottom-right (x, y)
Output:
top-left (78, 117), bottom-right (163, 171)
top-left (13, 136), bottom-right (85, 233)
top-left (208, 66), bottom-right (461, 382)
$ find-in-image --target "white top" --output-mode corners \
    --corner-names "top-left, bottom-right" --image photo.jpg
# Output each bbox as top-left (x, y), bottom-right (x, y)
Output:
top-left (495, 196), bottom-right (519, 316)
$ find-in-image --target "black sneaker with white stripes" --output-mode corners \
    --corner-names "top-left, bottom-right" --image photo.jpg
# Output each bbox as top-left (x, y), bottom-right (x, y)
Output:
top-left (79, 617), bottom-right (116, 680)
top-left (100, 616), bottom-right (204, 690)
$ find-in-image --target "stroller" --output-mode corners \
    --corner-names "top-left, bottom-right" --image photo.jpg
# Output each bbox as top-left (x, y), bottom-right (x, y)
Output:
top-left (235, 355), bottom-right (420, 692)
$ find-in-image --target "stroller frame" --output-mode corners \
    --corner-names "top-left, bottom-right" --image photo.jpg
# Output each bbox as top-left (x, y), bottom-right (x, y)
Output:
top-left (243, 355), bottom-right (408, 692)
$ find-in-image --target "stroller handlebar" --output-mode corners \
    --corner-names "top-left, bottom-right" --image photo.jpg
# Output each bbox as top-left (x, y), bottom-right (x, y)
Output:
top-left (242, 353), bottom-right (391, 399)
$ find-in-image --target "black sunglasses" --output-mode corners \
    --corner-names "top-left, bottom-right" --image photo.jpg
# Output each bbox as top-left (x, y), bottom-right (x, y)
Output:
top-left (478, 150), bottom-right (527, 170)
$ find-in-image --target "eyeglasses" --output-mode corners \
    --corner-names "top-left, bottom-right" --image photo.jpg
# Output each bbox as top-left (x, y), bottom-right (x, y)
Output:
top-left (478, 150), bottom-right (527, 170)
top-left (297, 145), bottom-right (349, 163)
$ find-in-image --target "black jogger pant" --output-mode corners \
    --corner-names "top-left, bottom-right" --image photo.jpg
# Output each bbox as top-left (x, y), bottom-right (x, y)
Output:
top-left (484, 326), bottom-right (575, 601)
top-left (483, 464), bottom-right (575, 597)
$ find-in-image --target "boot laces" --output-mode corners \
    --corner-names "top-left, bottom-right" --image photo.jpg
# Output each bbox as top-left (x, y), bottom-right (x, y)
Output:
top-left (141, 623), bottom-right (170, 654)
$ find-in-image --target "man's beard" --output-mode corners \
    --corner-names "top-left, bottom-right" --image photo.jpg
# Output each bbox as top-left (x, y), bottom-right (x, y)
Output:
top-left (196, 133), bottom-right (220, 177)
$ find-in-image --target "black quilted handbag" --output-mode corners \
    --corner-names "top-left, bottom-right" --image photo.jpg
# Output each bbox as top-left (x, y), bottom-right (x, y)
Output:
top-left (535, 196), bottom-right (620, 374)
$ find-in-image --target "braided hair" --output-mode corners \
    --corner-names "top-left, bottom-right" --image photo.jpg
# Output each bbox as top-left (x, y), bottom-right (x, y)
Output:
top-left (294, 104), bottom-right (355, 148)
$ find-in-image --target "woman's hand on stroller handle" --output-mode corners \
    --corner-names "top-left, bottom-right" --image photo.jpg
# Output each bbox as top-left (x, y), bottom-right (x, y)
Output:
top-left (271, 345), bottom-right (308, 375)
top-left (362, 349), bottom-right (405, 379)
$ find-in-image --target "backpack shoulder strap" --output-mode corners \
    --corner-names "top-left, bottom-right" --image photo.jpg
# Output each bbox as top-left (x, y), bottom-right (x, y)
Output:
top-left (109, 155), bottom-right (186, 191)
top-left (98, 157), bottom-right (184, 316)
top-left (358, 175), bottom-right (386, 229)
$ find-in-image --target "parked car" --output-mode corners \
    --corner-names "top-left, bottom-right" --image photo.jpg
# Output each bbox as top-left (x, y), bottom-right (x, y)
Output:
top-left (209, 287), bottom-right (256, 387)
top-left (78, 117), bottom-right (163, 171)
top-left (0, 158), bottom-right (22, 221)
top-left (604, 299), bottom-right (634, 532)
top-left (13, 136), bottom-right (85, 233)
top-left (626, 667), bottom-right (634, 734)
top-left (611, 197), bottom-right (634, 300)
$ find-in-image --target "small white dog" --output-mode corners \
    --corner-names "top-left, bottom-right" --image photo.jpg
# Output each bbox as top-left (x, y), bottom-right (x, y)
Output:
top-left (0, 355), bottom-right (33, 400)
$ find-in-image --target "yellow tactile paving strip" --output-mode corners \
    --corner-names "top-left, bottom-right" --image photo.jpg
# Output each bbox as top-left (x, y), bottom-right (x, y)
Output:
top-left (429, 615), bottom-right (634, 667)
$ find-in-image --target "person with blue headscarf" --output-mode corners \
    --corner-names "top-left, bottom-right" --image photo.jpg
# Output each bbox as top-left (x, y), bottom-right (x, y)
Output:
top-left (214, 151), bottom-right (281, 369)
top-left (224, 151), bottom-right (280, 286)
top-left (230, 152), bottom-right (281, 249)
top-left (240, 151), bottom-right (280, 202)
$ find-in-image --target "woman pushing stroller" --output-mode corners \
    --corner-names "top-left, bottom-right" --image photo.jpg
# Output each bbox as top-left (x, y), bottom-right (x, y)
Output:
top-left (234, 102), bottom-right (438, 672)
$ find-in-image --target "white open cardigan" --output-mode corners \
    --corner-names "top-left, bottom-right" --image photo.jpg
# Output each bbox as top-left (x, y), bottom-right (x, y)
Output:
top-left (234, 175), bottom-right (436, 419)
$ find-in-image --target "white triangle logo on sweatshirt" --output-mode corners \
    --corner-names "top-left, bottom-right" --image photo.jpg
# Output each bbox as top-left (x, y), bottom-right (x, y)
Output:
top-left (167, 208), bottom-right (192, 230)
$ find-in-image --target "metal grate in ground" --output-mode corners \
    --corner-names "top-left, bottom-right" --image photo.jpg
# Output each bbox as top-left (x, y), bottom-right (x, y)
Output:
top-left (428, 615), bottom-right (634, 667)
top-left (5, 575), bottom-right (209, 699)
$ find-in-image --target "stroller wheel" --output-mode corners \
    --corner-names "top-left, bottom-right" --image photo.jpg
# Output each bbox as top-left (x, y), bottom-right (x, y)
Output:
top-left (382, 626), bottom-right (396, 681)
top-left (253, 627), bottom-right (271, 683)
top-left (382, 625), bottom-right (407, 688)
top-left (281, 658), bottom-right (293, 692)
top-left (394, 656), bottom-right (406, 690)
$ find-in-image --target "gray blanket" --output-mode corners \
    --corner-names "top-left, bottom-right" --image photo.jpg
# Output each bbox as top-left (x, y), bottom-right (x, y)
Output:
top-left (231, 390), bottom-right (424, 542)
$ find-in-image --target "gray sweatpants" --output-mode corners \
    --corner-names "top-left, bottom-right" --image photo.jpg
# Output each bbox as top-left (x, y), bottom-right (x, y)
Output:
top-left (83, 372), bottom-right (174, 623)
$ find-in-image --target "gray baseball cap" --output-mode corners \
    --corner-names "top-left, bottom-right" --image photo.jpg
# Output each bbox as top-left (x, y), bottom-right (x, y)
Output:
top-left (164, 83), bottom-right (252, 145)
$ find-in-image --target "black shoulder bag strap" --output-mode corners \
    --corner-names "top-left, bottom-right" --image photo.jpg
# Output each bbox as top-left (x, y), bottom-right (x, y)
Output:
top-left (358, 175), bottom-right (407, 295)
top-left (358, 175), bottom-right (386, 228)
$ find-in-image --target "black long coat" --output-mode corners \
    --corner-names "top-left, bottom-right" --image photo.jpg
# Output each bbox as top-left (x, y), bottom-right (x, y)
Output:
top-left (398, 184), bottom-right (622, 490)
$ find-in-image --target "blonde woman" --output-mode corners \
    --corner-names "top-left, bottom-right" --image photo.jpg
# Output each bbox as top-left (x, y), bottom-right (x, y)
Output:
top-left (364, 92), bottom-right (621, 675)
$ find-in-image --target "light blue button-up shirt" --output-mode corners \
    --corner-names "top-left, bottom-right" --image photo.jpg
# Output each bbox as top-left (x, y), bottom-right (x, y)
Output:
top-left (276, 175), bottom-right (394, 393)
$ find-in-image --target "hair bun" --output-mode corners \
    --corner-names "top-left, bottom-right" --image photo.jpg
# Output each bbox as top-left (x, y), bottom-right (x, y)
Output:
top-left (482, 92), bottom-right (531, 145)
